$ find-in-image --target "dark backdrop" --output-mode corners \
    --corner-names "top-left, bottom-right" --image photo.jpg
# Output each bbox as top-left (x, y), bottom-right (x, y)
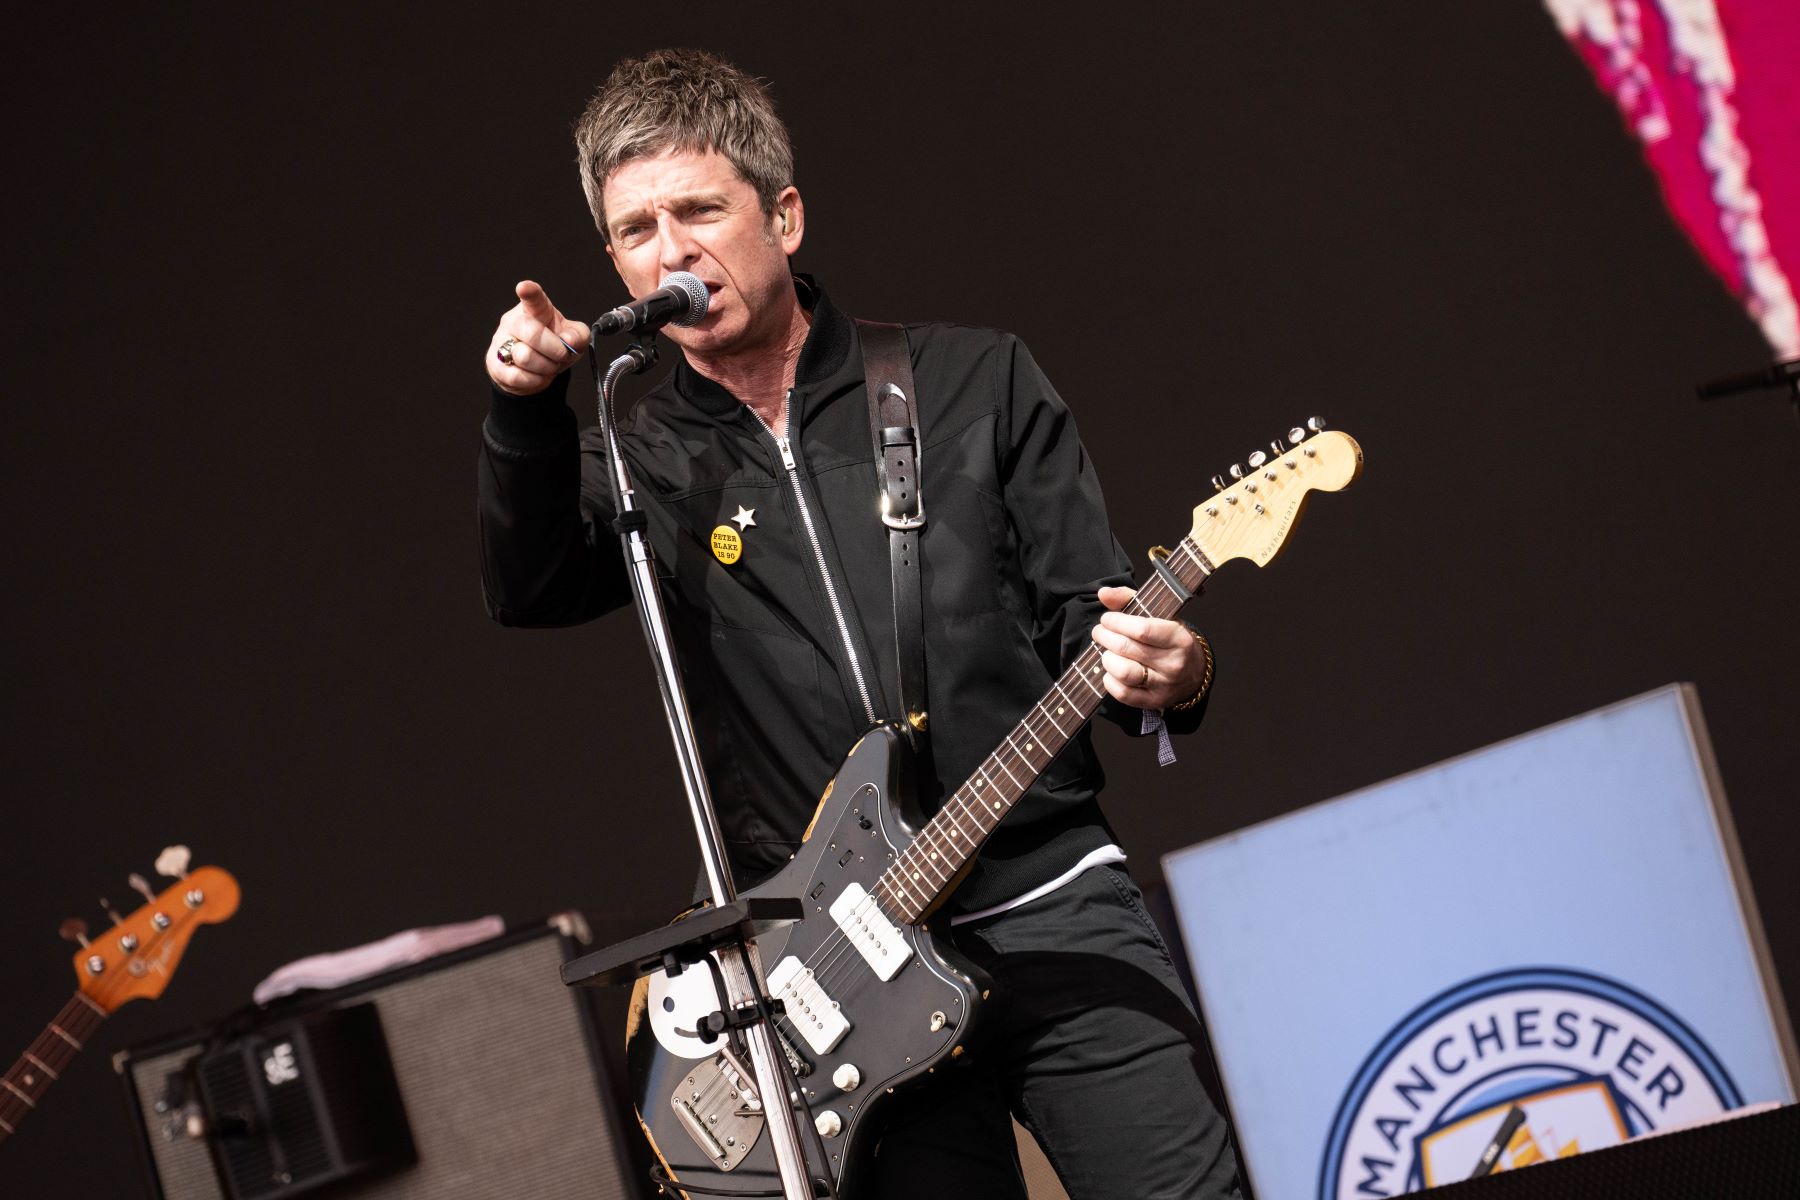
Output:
top-left (4, 4), bottom-right (1796, 1196)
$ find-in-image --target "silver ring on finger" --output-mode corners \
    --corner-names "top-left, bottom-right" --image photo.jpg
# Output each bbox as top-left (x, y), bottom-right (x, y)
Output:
top-left (496, 337), bottom-right (519, 366)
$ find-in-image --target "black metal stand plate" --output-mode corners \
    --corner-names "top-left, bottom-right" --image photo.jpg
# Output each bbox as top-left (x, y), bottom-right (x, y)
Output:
top-left (559, 897), bottom-right (805, 989)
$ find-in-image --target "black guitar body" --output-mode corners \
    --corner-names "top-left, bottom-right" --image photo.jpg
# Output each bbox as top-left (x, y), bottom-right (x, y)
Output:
top-left (628, 723), bottom-right (990, 1198)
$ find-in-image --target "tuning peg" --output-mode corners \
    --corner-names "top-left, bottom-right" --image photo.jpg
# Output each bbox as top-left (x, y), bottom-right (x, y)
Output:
top-left (1270, 439), bottom-right (1286, 457)
top-left (1210, 474), bottom-right (1226, 492)
top-left (1288, 426), bottom-right (1306, 445)
top-left (129, 873), bottom-right (158, 904)
top-left (1306, 416), bottom-right (1327, 433)
top-left (1247, 451), bottom-right (1268, 469)
top-left (1227, 463), bottom-right (1245, 480)
top-left (100, 898), bottom-right (126, 925)
top-left (60, 917), bottom-right (91, 947)
top-left (156, 845), bottom-right (192, 879)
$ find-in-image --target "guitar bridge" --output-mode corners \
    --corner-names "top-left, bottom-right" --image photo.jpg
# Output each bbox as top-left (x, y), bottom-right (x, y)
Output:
top-left (670, 1046), bottom-right (764, 1172)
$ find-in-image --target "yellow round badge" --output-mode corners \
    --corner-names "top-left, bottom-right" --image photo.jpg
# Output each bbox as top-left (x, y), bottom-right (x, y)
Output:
top-left (710, 525), bottom-right (743, 565)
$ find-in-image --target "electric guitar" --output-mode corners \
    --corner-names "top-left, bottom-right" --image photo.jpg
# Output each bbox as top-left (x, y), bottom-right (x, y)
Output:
top-left (0, 846), bottom-right (239, 1142)
top-left (628, 423), bottom-right (1362, 1197)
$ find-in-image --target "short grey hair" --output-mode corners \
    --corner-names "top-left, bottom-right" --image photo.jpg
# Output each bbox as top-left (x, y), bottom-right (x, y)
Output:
top-left (574, 49), bottom-right (794, 241)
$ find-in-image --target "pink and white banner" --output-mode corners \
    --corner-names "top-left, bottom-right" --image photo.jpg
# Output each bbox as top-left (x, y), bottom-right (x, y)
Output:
top-left (1545, 1), bottom-right (1800, 355)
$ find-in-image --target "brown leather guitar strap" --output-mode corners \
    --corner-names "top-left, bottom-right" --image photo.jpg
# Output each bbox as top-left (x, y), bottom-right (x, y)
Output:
top-left (856, 320), bottom-right (929, 754)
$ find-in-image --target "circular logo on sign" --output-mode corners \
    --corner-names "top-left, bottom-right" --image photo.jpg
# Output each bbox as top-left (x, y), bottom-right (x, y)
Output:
top-left (1318, 967), bottom-right (1740, 1197)
top-left (710, 525), bottom-right (743, 565)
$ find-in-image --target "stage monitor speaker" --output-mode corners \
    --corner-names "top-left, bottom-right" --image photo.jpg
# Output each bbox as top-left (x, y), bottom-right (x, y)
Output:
top-left (116, 917), bottom-right (644, 1200)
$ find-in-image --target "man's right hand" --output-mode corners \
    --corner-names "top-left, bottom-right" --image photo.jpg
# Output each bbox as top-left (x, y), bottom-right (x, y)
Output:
top-left (486, 280), bottom-right (593, 395)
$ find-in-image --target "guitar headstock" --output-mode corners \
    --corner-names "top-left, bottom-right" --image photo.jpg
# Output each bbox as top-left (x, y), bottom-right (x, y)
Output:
top-left (67, 850), bottom-right (240, 1014)
top-left (1190, 420), bottom-right (1362, 569)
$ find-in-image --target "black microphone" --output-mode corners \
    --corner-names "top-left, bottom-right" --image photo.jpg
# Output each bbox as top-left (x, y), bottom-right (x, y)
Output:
top-left (593, 271), bottom-right (710, 336)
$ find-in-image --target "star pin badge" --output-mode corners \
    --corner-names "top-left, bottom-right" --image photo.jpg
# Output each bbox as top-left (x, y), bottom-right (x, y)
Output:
top-left (711, 506), bottom-right (756, 566)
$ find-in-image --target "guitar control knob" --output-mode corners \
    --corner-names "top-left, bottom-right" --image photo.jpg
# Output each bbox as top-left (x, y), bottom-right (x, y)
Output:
top-left (1306, 416), bottom-right (1327, 433)
top-left (1227, 463), bottom-right (1245, 480)
top-left (832, 1063), bottom-right (862, 1092)
top-left (815, 1109), bottom-right (843, 1139)
top-left (1247, 451), bottom-right (1267, 469)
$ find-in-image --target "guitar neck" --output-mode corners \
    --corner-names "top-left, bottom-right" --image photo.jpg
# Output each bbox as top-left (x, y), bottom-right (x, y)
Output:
top-left (872, 536), bottom-right (1212, 923)
top-left (0, 991), bottom-right (107, 1140)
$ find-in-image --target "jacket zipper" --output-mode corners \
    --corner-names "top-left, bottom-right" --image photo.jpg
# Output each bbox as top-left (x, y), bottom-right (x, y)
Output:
top-left (754, 390), bottom-right (878, 726)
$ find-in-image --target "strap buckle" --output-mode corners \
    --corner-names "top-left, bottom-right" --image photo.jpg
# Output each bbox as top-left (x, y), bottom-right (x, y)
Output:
top-left (878, 414), bottom-right (926, 530)
top-left (881, 495), bottom-right (927, 531)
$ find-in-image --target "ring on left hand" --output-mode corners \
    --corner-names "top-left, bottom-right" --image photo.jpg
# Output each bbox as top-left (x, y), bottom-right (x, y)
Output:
top-left (496, 337), bottom-right (518, 365)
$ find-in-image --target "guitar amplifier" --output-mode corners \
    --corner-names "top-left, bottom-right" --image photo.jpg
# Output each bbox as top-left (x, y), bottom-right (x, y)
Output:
top-left (116, 917), bottom-right (646, 1200)
top-left (192, 1002), bottom-right (415, 1199)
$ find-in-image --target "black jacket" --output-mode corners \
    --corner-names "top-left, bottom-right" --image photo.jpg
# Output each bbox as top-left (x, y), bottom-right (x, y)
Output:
top-left (477, 280), bottom-right (1204, 911)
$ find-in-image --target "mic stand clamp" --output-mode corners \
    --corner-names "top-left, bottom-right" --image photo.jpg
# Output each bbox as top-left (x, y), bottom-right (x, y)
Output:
top-left (558, 330), bottom-right (829, 1200)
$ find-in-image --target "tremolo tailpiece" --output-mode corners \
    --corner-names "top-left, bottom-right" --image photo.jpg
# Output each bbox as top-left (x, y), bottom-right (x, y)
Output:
top-left (671, 1045), bottom-right (765, 1171)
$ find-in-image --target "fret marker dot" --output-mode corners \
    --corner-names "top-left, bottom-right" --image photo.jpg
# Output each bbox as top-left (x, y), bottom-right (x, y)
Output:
top-left (1057, 706), bottom-right (1065, 715)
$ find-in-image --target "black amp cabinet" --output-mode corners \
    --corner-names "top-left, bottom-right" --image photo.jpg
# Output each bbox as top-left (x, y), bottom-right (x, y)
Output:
top-left (115, 917), bottom-right (646, 1200)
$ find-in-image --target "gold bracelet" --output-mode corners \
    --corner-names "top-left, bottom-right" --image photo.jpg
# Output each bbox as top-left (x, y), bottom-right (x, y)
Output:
top-left (1168, 623), bottom-right (1213, 713)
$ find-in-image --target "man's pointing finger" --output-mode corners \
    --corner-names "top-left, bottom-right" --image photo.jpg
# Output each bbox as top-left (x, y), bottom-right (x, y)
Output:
top-left (515, 279), bottom-right (557, 323)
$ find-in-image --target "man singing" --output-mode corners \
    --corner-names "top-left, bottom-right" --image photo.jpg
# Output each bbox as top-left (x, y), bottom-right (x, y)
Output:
top-left (478, 48), bottom-right (1240, 1199)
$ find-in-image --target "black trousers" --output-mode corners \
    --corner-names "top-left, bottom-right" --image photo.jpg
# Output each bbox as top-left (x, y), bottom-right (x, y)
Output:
top-left (867, 864), bottom-right (1242, 1199)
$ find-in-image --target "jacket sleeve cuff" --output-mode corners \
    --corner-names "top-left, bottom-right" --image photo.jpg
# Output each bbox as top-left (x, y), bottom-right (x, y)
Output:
top-left (483, 373), bottom-right (575, 454)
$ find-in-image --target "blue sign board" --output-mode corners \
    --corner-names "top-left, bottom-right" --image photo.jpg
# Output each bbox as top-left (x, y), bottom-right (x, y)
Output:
top-left (1163, 685), bottom-right (1796, 1198)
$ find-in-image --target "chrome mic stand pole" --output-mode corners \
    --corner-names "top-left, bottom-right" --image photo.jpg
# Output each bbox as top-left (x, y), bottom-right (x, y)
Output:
top-left (591, 337), bottom-right (820, 1200)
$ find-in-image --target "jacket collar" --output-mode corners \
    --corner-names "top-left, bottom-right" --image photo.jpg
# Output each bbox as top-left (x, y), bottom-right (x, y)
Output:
top-left (669, 275), bottom-right (854, 419)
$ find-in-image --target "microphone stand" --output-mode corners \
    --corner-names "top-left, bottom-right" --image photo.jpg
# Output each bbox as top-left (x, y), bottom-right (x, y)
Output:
top-left (1697, 356), bottom-right (1800, 439)
top-left (583, 335), bottom-right (822, 1200)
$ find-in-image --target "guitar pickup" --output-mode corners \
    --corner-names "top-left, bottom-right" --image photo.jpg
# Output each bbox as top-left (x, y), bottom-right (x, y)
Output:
top-left (828, 882), bottom-right (912, 981)
top-left (767, 956), bottom-right (851, 1055)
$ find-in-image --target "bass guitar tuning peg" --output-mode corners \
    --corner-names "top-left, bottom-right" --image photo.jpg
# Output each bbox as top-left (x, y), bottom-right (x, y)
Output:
top-left (100, 898), bottom-right (125, 926)
top-left (60, 917), bottom-right (91, 947)
top-left (156, 845), bottom-right (192, 879)
top-left (129, 873), bottom-right (158, 904)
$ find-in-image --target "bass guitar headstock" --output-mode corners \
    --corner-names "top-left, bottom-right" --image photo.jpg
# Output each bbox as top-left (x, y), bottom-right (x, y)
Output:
top-left (64, 846), bottom-right (240, 1014)
top-left (1190, 418), bottom-right (1362, 569)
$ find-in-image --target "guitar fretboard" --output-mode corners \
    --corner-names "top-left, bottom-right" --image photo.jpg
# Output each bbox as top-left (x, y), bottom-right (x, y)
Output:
top-left (871, 536), bottom-right (1212, 923)
top-left (0, 991), bottom-right (107, 1139)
